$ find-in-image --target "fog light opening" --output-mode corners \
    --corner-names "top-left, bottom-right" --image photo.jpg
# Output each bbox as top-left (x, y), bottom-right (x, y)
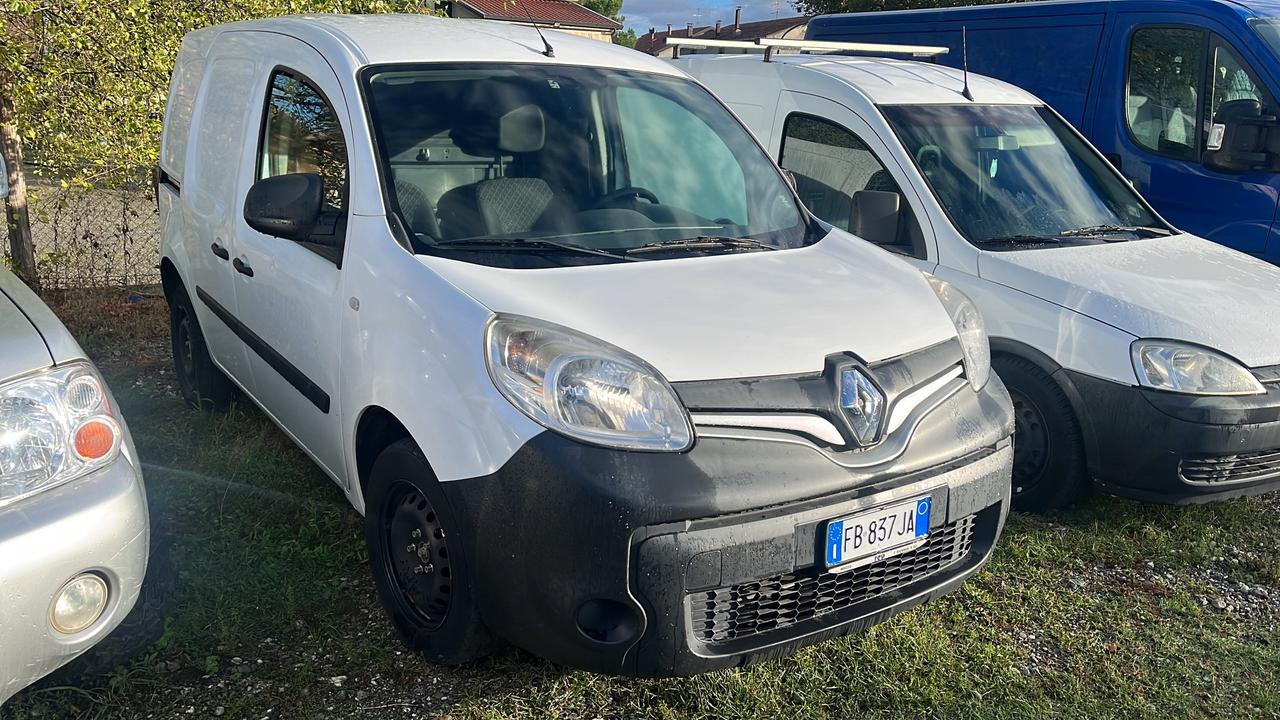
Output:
top-left (50, 572), bottom-right (110, 635)
top-left (576, 599), bottom-right (640, 646)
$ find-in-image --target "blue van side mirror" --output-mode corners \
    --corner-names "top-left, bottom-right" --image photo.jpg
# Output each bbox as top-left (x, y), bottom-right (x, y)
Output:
top-left (1203, 99), bottom-right (1280, 174)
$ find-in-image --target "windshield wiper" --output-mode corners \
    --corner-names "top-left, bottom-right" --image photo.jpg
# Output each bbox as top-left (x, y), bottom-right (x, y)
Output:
top-left (975, 234), bottom-right (1062, 247)
top-left (625, 236), bottom-right (778, 255)
top-left (1058, 224), bottom-right (1173, 238)
top-left (433, 237), bottom-right (640, 262)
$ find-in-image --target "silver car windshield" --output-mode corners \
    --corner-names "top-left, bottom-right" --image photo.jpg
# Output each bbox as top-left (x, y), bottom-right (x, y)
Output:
top-left (882, 104), bottom-right (1166, 249)
top-left (363, 64), bottom-right (813, 266)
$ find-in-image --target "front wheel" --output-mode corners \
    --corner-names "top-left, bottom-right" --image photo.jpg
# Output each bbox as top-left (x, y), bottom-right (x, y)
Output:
top-left (993, 356), bottom-right (1089, 512)
top-left (364, 439), bottom-right (499, 664)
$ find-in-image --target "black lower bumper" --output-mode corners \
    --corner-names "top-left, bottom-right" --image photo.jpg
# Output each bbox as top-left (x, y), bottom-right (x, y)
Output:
top-left (441, 420), bottom-right (1012, 676)
top-left (1066, 370), bottom-right (1280, 504)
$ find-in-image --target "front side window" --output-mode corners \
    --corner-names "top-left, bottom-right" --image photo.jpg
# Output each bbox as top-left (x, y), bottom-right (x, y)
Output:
top-left (259, 71), bottom-right (349, 212)
top-left (1126, 27), bottom-right (1205, 160)
top-left (1208, 38), bottom-right (1265, 121)
top-left (779, 114), bottom-right (923, 257)
top-left (883, 104), bottom-right (1164, 249)
top-left (362, 64), bottom-right (810, 267)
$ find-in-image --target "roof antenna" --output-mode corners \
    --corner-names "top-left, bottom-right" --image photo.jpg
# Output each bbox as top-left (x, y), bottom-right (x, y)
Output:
top-left (516, 2), bottom-right (556, 57)
top-left (960, 26), bottom-right (974, 101)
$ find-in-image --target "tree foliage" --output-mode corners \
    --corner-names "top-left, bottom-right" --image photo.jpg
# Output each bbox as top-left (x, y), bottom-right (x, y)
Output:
top-left (1, 0), bottom-right (438, 186)
top-left (580, 0), bottom-right (634, 47)
top-left (791, 0), bottom-right (1021, 19)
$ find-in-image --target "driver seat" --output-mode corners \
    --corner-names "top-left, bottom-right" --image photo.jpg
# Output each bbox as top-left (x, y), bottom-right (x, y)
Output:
top-left (438, 103), bottom-right (572, 239)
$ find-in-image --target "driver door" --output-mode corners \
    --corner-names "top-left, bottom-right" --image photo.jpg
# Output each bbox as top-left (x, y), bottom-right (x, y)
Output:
top-left (770, 91), bottom-right (938, 274)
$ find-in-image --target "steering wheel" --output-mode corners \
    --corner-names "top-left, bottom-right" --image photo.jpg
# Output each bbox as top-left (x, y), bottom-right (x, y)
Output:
top-left (594, 186), bottom-right (660, 209)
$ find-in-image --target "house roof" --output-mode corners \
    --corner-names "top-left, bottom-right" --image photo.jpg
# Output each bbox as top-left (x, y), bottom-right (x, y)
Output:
top-left (455, 0), bottom-right (621, 30)
top-left (635, 15), bottom-right (809, 55)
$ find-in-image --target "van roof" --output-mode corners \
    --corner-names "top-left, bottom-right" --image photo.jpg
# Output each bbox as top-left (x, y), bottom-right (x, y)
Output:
top-left (188, 14), bottom-right (681, 76)
top-left (808, 0), bottom-right (1280, 25)
top-left (684, 54), bottom-right (1038, 107)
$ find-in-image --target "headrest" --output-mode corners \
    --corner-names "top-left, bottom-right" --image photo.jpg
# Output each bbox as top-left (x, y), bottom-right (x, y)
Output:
top-left (498, 105), bottom-right (545, 154)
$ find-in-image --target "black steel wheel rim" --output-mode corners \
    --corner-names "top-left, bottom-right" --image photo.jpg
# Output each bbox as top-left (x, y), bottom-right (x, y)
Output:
top-left (1010, 390), bottom-right (1050, 496)
top-left (380, 480), bottom-right (452, 631)
top-left (175, 310), bottom-right (197, 390)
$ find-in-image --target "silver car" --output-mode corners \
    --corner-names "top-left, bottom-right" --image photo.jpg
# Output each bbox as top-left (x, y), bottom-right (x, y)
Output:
top-left (0, 161), bottom-right (149, 705)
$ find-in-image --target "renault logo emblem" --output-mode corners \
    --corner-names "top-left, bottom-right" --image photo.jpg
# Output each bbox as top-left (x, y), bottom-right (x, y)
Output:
top-left (839, 366), bottom-right (885, 447)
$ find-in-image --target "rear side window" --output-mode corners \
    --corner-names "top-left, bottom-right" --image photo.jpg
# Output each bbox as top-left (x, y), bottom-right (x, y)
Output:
top-left (615, 86), bottom-right (747, 225)
top-left (259, 71), bottom-right (349, 212)
top-left (1126, 27), bottom-right (1205, 160)
top-left (779, 114), bottom-right (923, 257)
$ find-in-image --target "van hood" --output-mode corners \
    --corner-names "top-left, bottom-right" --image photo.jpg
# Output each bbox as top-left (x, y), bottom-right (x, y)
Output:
top-left (418, 231), bottom-right (957, 382)
top-left (0, 286), bottom-right (53, 381)
top-left (978, 234), bottom-right (1280, 368)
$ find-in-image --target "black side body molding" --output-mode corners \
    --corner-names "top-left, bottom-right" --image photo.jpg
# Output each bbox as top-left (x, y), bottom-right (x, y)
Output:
top-left (195, 286), bottom-right (331, 414)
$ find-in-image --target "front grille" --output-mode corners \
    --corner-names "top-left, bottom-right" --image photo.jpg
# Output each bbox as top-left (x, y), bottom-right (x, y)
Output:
top-left (1180, 448), bottom-right (1280, 485)
top-left (1254, 364), bottom-right (1280, 385)
top-left (689, 514), bottom-right (977, 645)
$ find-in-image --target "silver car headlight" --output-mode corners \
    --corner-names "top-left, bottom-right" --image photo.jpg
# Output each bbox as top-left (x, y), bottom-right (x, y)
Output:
top-left (1131, 340), bottom-right (1265, 396)
top-left (926, 276), bottom-right (991, 391)
top-left (486, 315), bottom-right (694, 452)
top-left (0, 362), bottom-right (123, 507)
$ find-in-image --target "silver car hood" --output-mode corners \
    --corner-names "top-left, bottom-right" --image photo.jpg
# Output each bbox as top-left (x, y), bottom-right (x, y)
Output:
top-left (0, 269), bottom-right (85, 380)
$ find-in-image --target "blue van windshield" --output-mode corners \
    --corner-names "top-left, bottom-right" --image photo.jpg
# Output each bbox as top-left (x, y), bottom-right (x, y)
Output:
top-left (363, 64), bottom-right (812, 267)
top-left (883, 104), bottom-right (1166, 249)
top-left (1250, 18), bottom-right (1280, 59)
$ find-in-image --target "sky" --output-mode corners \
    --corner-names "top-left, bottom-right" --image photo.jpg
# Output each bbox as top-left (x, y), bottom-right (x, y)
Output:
top-left (622, 0), bottom-right (799, 35)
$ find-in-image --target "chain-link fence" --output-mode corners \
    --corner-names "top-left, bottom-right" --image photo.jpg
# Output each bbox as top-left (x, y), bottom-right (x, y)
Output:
top-left (3, 167), bottom-right (161, 290)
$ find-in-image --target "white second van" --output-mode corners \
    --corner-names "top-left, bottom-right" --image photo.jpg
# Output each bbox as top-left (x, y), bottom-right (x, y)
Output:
top-left (157, 16), bottom-right (1014, 676)
top-left (680, 46), bottom-right (1280, 511)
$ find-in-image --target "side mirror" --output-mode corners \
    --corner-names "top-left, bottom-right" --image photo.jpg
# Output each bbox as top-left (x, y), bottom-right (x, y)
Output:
top-left (244, 173), bottom-right (323, 241)
top-left (0, 155), bottom-right (9, 201)
top-left (1203, 99), bottom-right (1280, 174)
top-left (850, 190), bottom-right (902, 248)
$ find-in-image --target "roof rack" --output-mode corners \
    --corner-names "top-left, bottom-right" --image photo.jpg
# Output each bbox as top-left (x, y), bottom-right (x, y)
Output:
top-left (666, 36), bottom-right (949, 62)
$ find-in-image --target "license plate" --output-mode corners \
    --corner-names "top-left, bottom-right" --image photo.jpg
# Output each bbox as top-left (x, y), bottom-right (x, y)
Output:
top-left (823, 495), bottom-right (932, 571)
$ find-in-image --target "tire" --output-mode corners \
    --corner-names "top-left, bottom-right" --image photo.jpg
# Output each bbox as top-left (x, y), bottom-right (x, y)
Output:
top-left (168, 284), bottom-right (234, 410)
top-left (364, 439), bottom-right (499, 665)
top-left (993, 355), bottom-right (1089, 512)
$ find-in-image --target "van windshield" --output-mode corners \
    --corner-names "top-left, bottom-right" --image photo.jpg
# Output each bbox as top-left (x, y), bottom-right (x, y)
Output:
top-left (882, 104), bottom-right (1167, 250)
top-left (363, 64), bottom-right (812, 266)
top-left (1250, 18), bottom-right (1280, 59)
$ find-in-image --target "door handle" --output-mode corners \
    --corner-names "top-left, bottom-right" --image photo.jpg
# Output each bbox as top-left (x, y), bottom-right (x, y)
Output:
top-left (210, 242), bottom-right (229, 260)
top-left (233, 257), bottom-right (255, 278)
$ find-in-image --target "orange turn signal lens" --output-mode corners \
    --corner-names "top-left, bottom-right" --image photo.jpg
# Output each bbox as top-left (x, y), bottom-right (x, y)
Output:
top-left (73, 419), bottom-right (117, 461)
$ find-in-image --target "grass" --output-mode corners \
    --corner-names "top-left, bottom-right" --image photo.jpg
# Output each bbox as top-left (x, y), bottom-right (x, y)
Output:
top-left (2, 288), bottom-right (1278, 720)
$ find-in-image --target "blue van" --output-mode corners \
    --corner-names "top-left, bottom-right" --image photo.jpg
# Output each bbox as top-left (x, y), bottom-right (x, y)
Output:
top-left (807, 0), bottom-right (1280, 264)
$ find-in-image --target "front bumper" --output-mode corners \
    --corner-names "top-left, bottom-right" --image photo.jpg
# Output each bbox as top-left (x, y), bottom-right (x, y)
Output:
top-left (0, 447), bottom-right (149, 705)
top-left (1067, 370), bottom-right (1280, 504)
top-left (442, 376), bottom-right (1013, 676)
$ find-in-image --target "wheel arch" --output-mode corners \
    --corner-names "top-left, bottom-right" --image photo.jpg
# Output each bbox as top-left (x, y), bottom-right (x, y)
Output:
top-left (160, 256), bottom-right (183, 300)
top-left (990, 337), bottom-right (1100, 479)
top-left (353, 405), bottom-right (415, 512)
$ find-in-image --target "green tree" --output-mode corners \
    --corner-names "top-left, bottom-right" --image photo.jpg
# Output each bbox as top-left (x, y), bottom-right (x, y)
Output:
top-left (580, 0), bottom-right (634, 46)
top-left (0, 0), bottom-right (439, 288)
top-left (792, 0), bottom-right (1021, 17)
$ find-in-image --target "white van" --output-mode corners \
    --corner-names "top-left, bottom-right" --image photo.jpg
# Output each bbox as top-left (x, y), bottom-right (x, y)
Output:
top-left (157, 16), bottom-right (1014, 676)
top-left (678, 43), bottom-right (1280, 511)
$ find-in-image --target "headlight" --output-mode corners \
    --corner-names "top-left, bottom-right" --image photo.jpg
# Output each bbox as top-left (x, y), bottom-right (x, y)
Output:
top-left (0, 363), bottom-right (122, 507)
top-left (486, 315), bottom-right (693, 452)
top-left (926, 276), bottom-right (991, 391)
top-left (1131, 340), bottom-right (1264, 396)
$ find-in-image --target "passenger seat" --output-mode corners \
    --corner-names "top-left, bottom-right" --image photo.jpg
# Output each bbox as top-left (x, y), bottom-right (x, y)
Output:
top-left (438, 104), bottom-right (572, 239)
